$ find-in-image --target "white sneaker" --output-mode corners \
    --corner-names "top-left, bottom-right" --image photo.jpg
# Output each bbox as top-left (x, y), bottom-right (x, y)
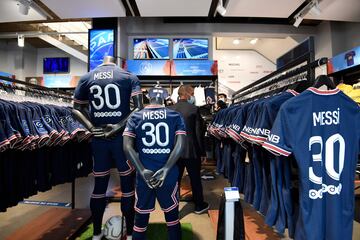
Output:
top-left (92, 232), bottom-right (103, 240)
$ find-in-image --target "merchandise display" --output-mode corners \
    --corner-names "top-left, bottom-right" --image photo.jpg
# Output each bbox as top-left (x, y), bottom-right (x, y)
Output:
top-left (73, 60), bottom-right (143, 238)
top-left (210, 82), bottom-right (360, 239)
top-left (123, 101), bottom-right (186, 240)
top-left (1, 2), bottom-right (360, 240)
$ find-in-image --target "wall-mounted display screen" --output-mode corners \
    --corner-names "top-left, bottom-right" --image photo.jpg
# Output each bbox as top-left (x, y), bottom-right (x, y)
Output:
top-left (173, 38), bottom-right (208, 59)
top-left (89, 29), bottom-right (115, 71)
top-left (133, 38), bottom-right (169, 59)
top-left (43, 57), bottom-right (70, 74)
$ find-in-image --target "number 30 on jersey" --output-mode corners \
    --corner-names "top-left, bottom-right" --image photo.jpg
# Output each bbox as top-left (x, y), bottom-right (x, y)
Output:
top-left (90, 84), bottom-right (121, 110)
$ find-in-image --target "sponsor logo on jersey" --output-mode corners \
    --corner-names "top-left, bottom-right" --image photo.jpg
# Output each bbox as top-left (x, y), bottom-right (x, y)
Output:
top-left (94, 71), bottom-right (114, 80)
top-left (268, 133), bottom-right (280, 143)
top-left (312, 108), bottom-right (340, 127)
top-left (22, 119), bottom-right (30, 135)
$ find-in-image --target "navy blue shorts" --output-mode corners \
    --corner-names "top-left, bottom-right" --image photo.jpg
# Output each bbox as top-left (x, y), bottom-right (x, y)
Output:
top-left (135, 179), bottom-right (179, 214)
top-left (91, 134), bottom-right (135, 177)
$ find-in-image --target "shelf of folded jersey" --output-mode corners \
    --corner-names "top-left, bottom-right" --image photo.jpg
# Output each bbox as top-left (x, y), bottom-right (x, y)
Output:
top-left (0, 100), bottom-right (93, 212)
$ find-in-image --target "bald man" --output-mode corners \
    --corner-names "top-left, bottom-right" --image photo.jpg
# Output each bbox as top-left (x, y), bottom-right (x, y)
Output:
top-left (170, 85), bottom-right (209, 214)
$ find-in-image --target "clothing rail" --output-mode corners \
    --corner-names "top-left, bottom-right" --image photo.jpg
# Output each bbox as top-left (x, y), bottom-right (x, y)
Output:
top-left (0, 76), bottom-right (73, 100)
top-left (0, 75), bottom-right (77, 209)
top-left (232, 57), bottom-right (328, 102)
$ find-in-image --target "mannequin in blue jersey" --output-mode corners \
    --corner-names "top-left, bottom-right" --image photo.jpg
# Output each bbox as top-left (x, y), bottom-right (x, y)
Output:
top-left (72, 56), bottom-right (144, 240)
top-left (123, 93), bottom-right (186, 240)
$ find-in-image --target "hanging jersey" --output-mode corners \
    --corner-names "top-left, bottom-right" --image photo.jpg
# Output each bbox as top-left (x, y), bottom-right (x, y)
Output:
top-left (123, 106), bottom-right (186, 182)
top-left (263, 87), bottom-right (360, 240)
top-left (74, 64), bottom-right (142, 126)
top-left (252, 90), bottom-right (298, 144)
top-left (204, 87), bottom-right (215, 104)
top-left (148, 87), bottom-right (169, 100)
top-left (170, 86), bottom-right (180, 103)
top-left (194, 86), bottom-right (206, 107)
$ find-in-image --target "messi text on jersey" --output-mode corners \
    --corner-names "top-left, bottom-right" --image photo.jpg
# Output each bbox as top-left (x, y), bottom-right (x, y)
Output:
top-left (312, 108), bottom-right (340, 127)
top-left (94, 71), bottom-right (114, 80)
top-left (143, 109), bottom-right (167, 120)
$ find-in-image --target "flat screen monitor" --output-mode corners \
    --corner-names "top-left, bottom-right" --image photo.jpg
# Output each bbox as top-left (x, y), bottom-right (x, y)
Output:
top-left (173, 38), bottom-right (208, 59)
top-left (43, 57), bottom-right (70, 74)
top-left (89, 29), bottom-right (115, 71)
top-left (133, 38), bottom-right (169, 59)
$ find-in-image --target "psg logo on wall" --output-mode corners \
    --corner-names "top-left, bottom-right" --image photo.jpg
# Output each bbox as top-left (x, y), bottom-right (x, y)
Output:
top-left (140, 61), bottom-right (153, 75)
top-left (89, 29), bottom-right (115, 71)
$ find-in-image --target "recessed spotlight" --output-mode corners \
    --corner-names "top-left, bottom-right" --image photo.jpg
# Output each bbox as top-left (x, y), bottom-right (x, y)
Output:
top-left (233, 39), bottom-right (241, 45)
top-left (293, 15), bottom-right (303, 28)
top-left (250, 38), bottom-right (258, 45)
top-left (216, 0), bottom-right (227, 16)
top-left (18, 35), bottom-right (25, 47)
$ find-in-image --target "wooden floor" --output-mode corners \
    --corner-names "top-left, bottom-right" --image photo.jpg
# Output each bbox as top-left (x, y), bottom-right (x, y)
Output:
top-left (5, 208), bottom-right (91, 240)
top-left (208, 204), bottom-right (282, 240)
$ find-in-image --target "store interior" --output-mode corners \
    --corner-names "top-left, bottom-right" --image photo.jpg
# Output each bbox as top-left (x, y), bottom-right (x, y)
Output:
top-left (0, 0), bottom-right (360, 240)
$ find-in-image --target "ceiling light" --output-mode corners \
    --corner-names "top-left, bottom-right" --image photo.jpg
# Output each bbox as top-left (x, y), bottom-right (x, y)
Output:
top-left (18, 35), bottom-right (25, 47)
top-left (293, 15), bottom-right (303, 28)
top-left (309, 0), bottom-right (321, 16)
top-left (250, 38), bottom-right (258, 45)
top-left (233, 39), bottom-right (241, 45)
top-left (18, 0), bottom-right (32, 15)
top-left (216, 0), bottom-right (227, 16)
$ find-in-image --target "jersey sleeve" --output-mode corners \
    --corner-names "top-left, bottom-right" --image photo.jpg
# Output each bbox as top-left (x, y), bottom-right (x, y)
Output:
top-left (175, 114), bottom-right (187, 136)
top-left (73, 74), bottom-right (90, 104)
top-left (123, 114), bottom-right (137, 138)
top-left (130, 74), bottom-right (142, 97)
top-left (262, 106), bottom-right (293, 157)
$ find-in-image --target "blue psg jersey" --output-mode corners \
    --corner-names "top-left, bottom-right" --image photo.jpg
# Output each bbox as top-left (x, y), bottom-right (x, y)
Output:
top-left (74, 63), bottom-right (142, 126)
top-left (148, 87), bottom-right (169, 100)
top-left (263, 87), bottom-right (360, 240)
top-left (123, 105), bottom-right (186, 172)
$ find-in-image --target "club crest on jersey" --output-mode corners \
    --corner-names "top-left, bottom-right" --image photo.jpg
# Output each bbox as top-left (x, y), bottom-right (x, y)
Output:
top-left (22, 119), bottom-right (30, 135)
top-left (94, 71), bottom-right (114, 80)
top-left (33, 120), bottom-right (47, 134)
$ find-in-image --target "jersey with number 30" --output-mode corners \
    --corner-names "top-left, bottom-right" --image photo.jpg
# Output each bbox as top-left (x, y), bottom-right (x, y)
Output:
top-left (123, 106), bottom-right (186, 175)
top-left (262, 87), bottom-right (360, 240)
top-left (73, 63), bottom-right (142, 126)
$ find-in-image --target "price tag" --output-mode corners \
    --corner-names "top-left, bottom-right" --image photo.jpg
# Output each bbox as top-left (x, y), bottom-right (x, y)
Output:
top-left (224, 187), bottom-right (240, 201)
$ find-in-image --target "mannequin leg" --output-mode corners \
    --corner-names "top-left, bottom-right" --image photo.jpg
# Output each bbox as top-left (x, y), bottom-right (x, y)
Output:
top-left (90, 174), bottom-right (110, 235)
top-left (91, 138), bottom-right (112, 235)
top-left (112, 135), bottom-right (136, 236)
top-left (164, 208), bottom-right (181, 240)
top-left (132, 213), bottom-right (150, 240)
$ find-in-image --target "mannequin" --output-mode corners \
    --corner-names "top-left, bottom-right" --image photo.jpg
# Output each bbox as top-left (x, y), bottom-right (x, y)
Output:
top-left (123, 95), bottom-right (186, 240)
top-left (73, 56), bottom-right (143, 138)
top-left (72, 55), bottom-right (143, 240)
top-left (124, 96), bottom-right (185, 188)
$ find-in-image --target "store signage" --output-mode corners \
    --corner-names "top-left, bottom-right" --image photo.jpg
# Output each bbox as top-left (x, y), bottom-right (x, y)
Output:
top-left (20, 200), bottom-right (71, 208)
top-left (171, 60), bottom-right (217, 76)
top-left (88, 29), bottom-right (115, 71)
top-left (327, 45), bottom-right (360, 74)
top-left (125, 60), bottom-right (171, 76)
top-left (25, 76), bottom-right (81, 88)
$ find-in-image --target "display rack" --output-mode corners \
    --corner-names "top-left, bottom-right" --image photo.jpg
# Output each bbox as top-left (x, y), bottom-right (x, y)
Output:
top-left (232, 57), bottom-right (328, 103)
top-left (0, 75), bottom-right (77, 209)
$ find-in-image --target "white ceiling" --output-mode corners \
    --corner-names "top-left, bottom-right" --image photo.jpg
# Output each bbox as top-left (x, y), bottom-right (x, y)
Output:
top-left (41, 0), bottom-right (126, 18)
top-left (304, 0), bottom-right (360, 22)
top-left (216, 37), bottom-right (299, 62)
top-left (225, 0), bottom-right (305, 18)
top-left (0, 0), bottom-right (46, 23)
top-left (135, 0), bottom-right (212, 17)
